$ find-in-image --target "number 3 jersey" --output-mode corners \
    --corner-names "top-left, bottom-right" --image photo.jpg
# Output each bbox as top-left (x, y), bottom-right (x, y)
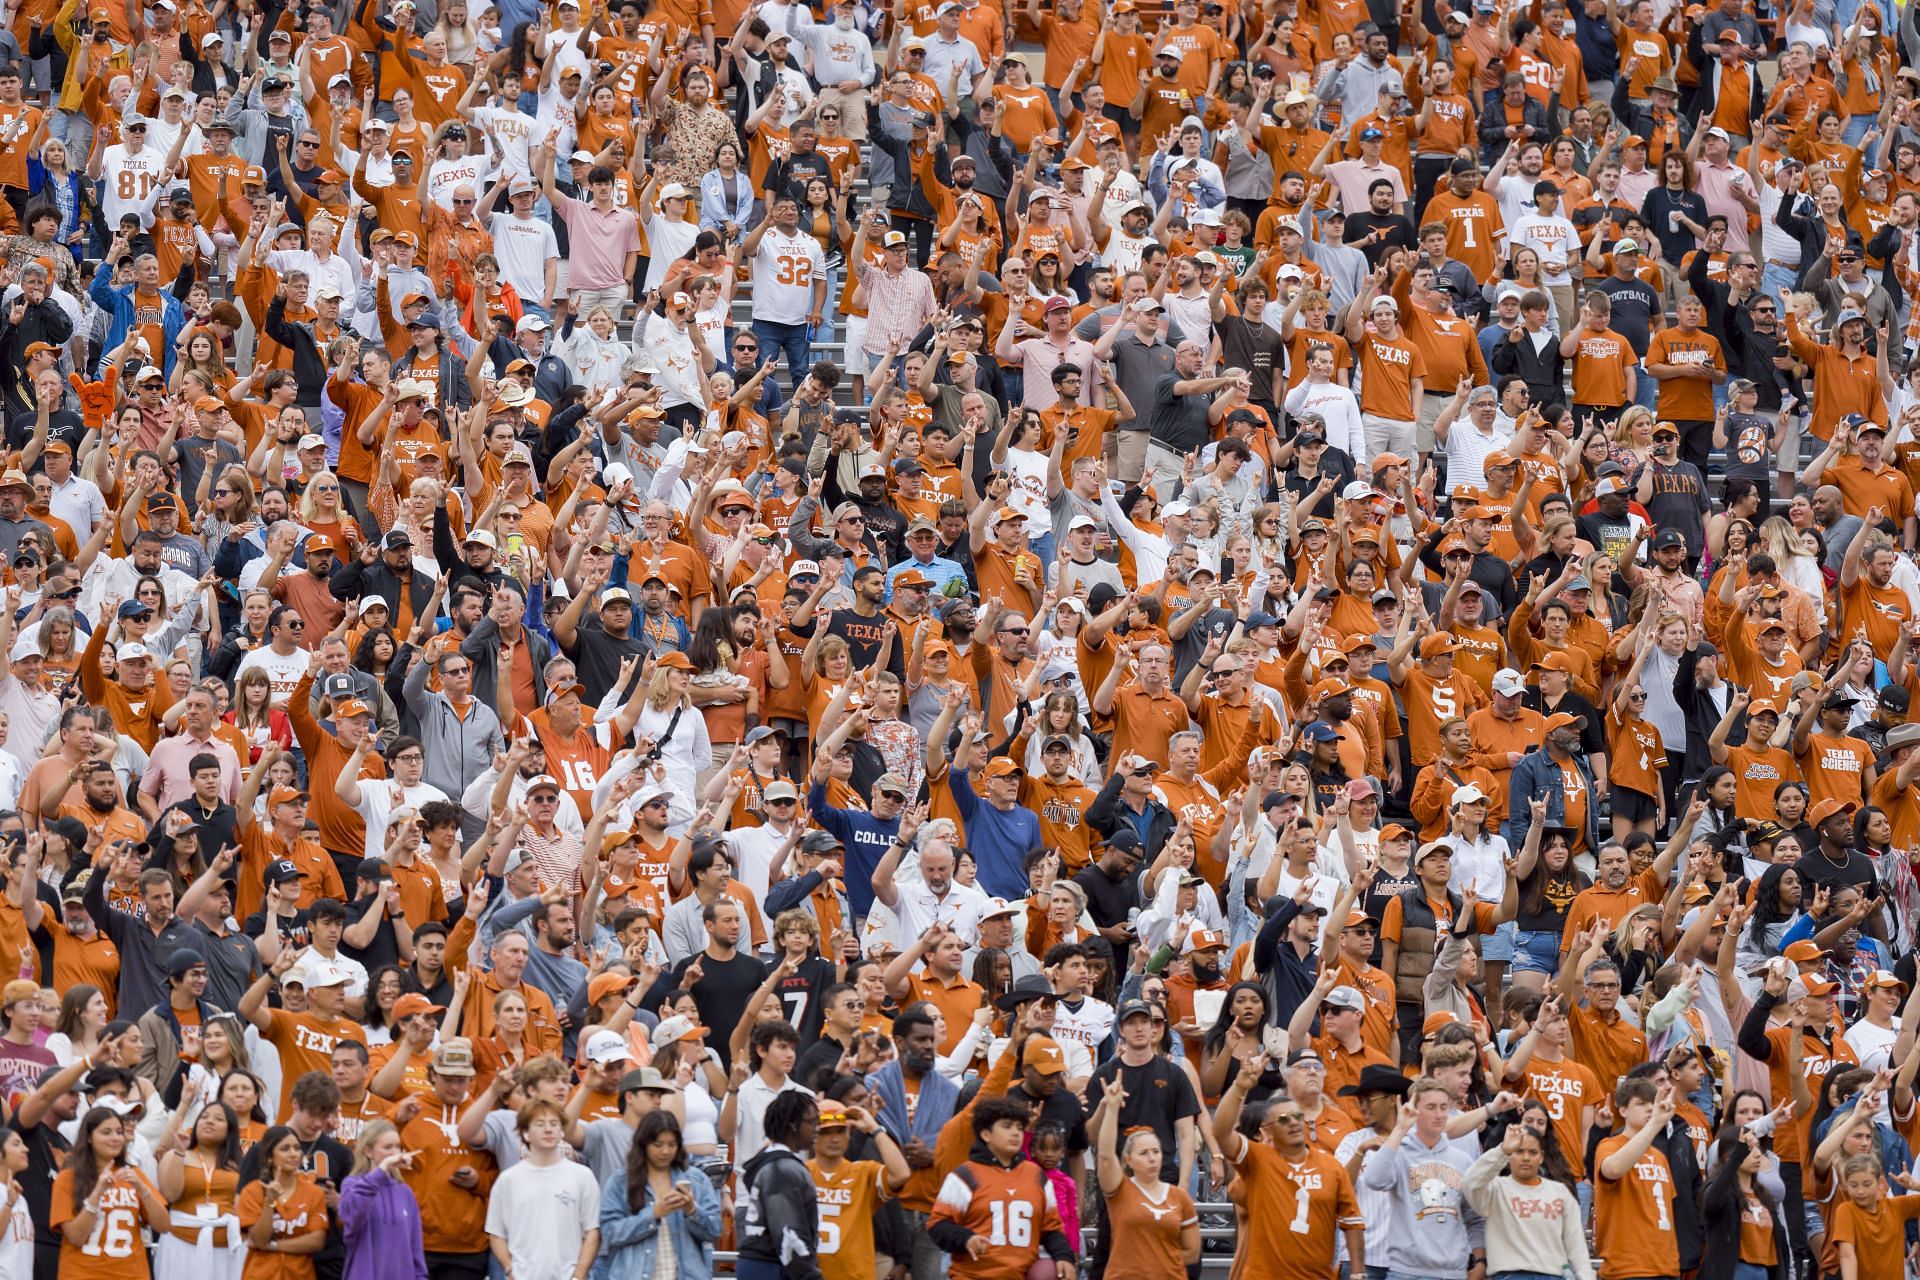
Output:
top-left (927, 1150), bottom-right (1071, 1280)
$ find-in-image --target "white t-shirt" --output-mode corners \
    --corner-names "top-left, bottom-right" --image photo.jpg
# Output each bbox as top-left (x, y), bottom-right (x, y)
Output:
top-left (426, 154), bottom-right (494, 210)
top-left (1846, 1017), bottom-right (1900, 1073)
top-left (471, 105), bottom-right (550, 182)
top-left (234, 646), bottom-right (311, 710)
top-left (643, 212), bottom-right (701, 291)
top-left (1509, 214), bottom-right (1581, 286)
top-left (351, 777), bottom-right (452, 860)
top-left (750, 229), bottom-right (827, 325)
top-left (489, 211), bottom-right (560, 306)
top-left (483, 1157), bottom-right (602, 1279)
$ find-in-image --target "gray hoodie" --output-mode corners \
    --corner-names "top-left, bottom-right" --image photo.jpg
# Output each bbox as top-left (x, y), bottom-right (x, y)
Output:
top-left (1359, 1128), bottom-right (1486, 1277)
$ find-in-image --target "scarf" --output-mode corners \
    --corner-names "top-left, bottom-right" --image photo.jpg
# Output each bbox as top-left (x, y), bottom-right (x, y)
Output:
top-left (869, 1061), bottom-right (957, 1147)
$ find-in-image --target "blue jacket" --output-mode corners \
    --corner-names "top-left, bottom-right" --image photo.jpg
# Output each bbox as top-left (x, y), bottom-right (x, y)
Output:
top-left (1503, 746), bottom-right (1602, 856)
top-left (89, 270), bottom-right (186, 376)
top-left (594, 1167), bottom-right (723, 1280)
top-left (809, 779), bottom-right (901, 918)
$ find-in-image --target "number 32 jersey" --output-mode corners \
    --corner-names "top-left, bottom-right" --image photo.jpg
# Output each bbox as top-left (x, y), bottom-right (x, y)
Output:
top-left (751, 229), bottom-right (827, 325)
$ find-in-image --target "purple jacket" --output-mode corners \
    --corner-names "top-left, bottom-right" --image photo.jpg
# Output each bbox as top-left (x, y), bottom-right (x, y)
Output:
top-left (338, 1170), bottom-right (430, 1280)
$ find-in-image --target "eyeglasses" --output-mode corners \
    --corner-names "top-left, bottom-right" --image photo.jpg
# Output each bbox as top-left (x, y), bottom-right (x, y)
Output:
top-left (820, 112), bottom-right (840, 120)
top-left (1628, 690), bottom-right (1648, 700)
top-left (734, 343), bottom-right (758, 352)
top-left (442, 665), bottom-right (470, 676)
top-left (767, 797), bottom-right (798, 806)
top-left (839, 514), bottom-right (865, 524)
top-left (297, 139), bottom-right (319, 147)
top-left (312, 484), bottom-right (339, 493)
top-left (286, 620), bottom-right (305, 630)
top-left (393, 752), bottom-right (424, 763)
top-left (1000, 626), bottom-right (1028, 636)
top-left (500, 512), bottom-right (521, 521)
top-left (214, 487), bottom-right (234, 495)
top-left (453, 197), bottom-right (474, 206)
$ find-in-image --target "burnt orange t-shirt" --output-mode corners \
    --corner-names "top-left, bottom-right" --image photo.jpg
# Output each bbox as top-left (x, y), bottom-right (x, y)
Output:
top-left (1645, 327), bottom-right (1725, 422)
top-left (1356, 331), bottom-right (1427, 421)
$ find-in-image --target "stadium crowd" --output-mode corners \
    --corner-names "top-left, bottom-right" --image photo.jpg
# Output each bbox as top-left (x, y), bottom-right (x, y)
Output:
top-left (15, 1), bottom-right (1920, 1280)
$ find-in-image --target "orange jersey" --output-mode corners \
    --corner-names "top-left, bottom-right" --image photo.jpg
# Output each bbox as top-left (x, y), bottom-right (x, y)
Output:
top-left (1228, 1142), bottom-right (1361, 1280)
top-left (1397, 667), bottom-right (1489, 765)
top-left (813, 1158), bottom-right (894, 1280)
top-left (1517, 1057), bottom-right (1602, 1179)
top-left (929, 1158), bottom-right (1065, 1280)
top-left (52, 1166), bottom-right (161, 1280)
top-left (1594, 1135), bottom-right (1679, 1280)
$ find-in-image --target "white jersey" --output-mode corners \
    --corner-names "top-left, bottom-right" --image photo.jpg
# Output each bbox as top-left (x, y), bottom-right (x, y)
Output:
top-left (233, 645), bottom-right (311, 710)
top-left (1050, 995), bottom-right (1114, 1059)
top-left (99, 143), bottom-right (166, 228)
top-left (643, 211), bottom-right (701, 291)
top-left (750, 228), bottom-right (826, 324)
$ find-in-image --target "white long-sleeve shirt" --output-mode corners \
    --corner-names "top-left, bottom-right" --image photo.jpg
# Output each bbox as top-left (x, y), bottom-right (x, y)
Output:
top-left (1284, 379), bottom-right (1366, 458)
top-left (1100, 486), bottom-right (1171, 584)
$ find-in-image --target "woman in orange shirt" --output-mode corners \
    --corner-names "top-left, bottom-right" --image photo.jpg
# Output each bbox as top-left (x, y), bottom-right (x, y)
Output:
top-left (155, 1102), bottom-right (245, 1280)
top-left (51, 1108), bottom-right (172, 1280)
top-left (1093, 1080), bottom-right (1201, 1280)
top-left (1608, 629), bottom-right (1668, 838)
top-left (236, 1127), bottom-right (330, 1280)
top-left (471, 986), bottom-right (533, 1089)
top-left (297, 471), bottom-right (362, 557)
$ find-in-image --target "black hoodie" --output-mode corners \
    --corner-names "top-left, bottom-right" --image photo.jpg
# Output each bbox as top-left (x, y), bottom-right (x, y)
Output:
top-left (738, 1143), bottom-right (824, 1280)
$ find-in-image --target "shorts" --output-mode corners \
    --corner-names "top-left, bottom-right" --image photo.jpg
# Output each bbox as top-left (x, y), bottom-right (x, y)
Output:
top-left (843, 314), bottom-right (869, 372)
top-left (1511, 928), bottom-right (1563, 977)
top-left (1483, 917), bottom-right (1516, 964)
top-left (1611, 785), bottom-right (1659, 823)
top-left (769, 717), bottom-right (809, 740)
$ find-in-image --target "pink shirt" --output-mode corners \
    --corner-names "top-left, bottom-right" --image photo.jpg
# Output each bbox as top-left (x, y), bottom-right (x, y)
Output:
top-left (555, 195), bottom-right (643, 291)
top-left (1696, 160), bottom-right (1758, 254)
top-left (139, 731), bottom-right (243, 811)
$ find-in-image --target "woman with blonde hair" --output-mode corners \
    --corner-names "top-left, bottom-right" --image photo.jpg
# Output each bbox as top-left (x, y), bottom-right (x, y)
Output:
top-left (35, 605), bottom-right (78, 685)
top-left (620, 652), bottom-right (710, 834)
top-left (1608, 406), bottom-right (1658, 473)
top-left (1758, 514), bottom-right (1826, 602)
top-left (297, 471), bottom-right (361, 555)
top-left (339, 1121), bottom-right (428, 1280)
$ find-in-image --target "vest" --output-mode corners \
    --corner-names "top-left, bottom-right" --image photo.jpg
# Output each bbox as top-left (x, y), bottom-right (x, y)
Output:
top-left (1393, 885), bottom-right (1461, 1006)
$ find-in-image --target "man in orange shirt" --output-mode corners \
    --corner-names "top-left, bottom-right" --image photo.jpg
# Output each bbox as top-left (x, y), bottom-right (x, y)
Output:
top-left (1839, 520), bottom-right (1912, 660)
top-left (1424, 157), bottom-right (1506, 284)
top-left (239, 952), bottom-right (370, 1116)
top-left (1094, 639), bottom-right (1191, 766)
top-left (1643, 294), bottom-right (1726, 471)
top-left (1388, 629), bottom-right (1488, 767)
top-left (1806, 417), bottom-right (1917, 521)
top-left (1345, 285), bottom-right (1428, 461)
top-left (1791, 689), bottom-right (1877, 813)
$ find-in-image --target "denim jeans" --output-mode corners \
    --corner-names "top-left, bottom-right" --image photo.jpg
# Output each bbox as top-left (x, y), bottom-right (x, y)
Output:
top-left (1762, 262), bottom-right (1799, 310)
top-left (1632, 363), bottom-right (1659, 412)
top-left (752, 317), bottom-right (813, 390)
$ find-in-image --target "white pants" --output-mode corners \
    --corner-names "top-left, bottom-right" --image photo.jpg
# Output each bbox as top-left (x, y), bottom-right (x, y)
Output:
top-left (1363, 413), bottom-right (1418, 460)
